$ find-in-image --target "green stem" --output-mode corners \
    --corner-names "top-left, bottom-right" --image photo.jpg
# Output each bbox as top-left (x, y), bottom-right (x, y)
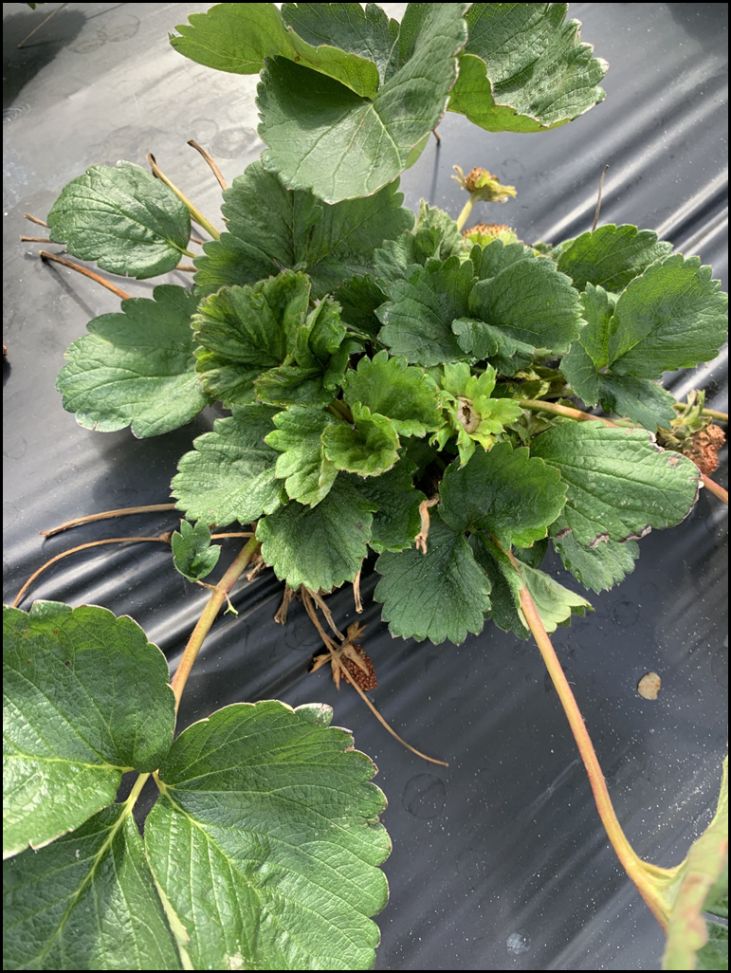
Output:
top-left (147, 153), bottom-right (221, 240)
top-left (519, 398), bottom-right (616, 426)
top-left (456, 197), bottom-right (475, 232)
top-left (170, 536), bottom-right (260, 708)
top-left (673, 403), bottom-right (729, 423)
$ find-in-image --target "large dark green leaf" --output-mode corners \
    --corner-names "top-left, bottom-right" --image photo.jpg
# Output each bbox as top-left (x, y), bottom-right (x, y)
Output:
top-left (556, 224), bottom-right (673, 292)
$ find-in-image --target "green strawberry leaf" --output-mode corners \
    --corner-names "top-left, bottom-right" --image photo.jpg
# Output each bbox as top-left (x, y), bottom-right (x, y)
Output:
top-left (439, 441), bottom-right (567, 547)
top-left (373, 200), bottom-right (465, 284)
top-left (553, 532), bottom-right (640, 594)
top-left (348, 460), bottom-right (425, 553)
top-left (556, 224), bottom-right (673, 292)
top-left (265, 406), bottom-right (338, 506)
top-left (374, 514), bottom-right (491, 644)
top-left (257, 479), bottom-right (374, 590)
top-left (254, 364), bottom-right (333, 408)
top-left (171, 520), bottom-right (221, 583)
top-left (57, 286), bottom-right (206, 438)
top-left (145, 700), bottom-right (390, 970)
top-left (322, 404), bottom-right (401, 477)
top-left (172, 405), bottom-right (284, 527)
top-left (3, 602), bottom-right (174, 859)
top-left (531, 420), bottom-right (701, 547)
top-left (449, 3), bottom-right (606, 132)
top-left (3, 807), bottom-right (182, 970)
top-left (257, 4), bottom-right (468, 202)
top-left (47, 162), bottom-right (190, 279)
top-left (343, 350), bottom-right (442, 436)
top-left (194, 161), bottom-right (412, 297)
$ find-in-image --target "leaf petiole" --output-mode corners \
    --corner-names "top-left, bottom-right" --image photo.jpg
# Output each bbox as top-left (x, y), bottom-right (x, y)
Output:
top-left (39, 251), bottom-right (131, 301)
top-left (147, 152), bottom-right (220, 240)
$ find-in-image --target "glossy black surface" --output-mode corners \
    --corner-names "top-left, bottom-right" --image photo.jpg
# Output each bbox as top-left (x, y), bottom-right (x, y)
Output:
top-left (3, 4), bottom-right (728, 970)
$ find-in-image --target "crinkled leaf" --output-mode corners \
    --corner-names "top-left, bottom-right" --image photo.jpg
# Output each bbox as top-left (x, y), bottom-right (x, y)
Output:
top-left (374, 515), bottom-right (491, 644)
top-left (663, 758), bottom-right (728, 971)
top-left (449, 3), bottom-right (606, 132)
top-left (440, 442), bottom-right (567, 547)
top-left (47, 162), bottom-right (190, 279)
top-left (145, 700), bottom-right (390, 971)
top-left (343, 350), bottom-right (442, 436)
top-left (3, 807), bottom-right (181, 970)
top-left (607, 255), bottom-right (728, 379)
top-left (468, 244), bottom-right (583, 354)
top-left (57, 286), bottom-right (205, 438)
top-left (172, 405), bottom-right (284, 527)
top-left (378, 255), bottom-right (474, 365)
top-left (557, 224), bottom-right (673, 292)
top-left (322, 404), bottom-right (400, 477)
top-left (373, 201), bottom-right (465, 284)
top-left (553, 532), bottom-right (640, 594)
top-left (258, 4), bottom-right (468, 202)
top-left (333, 274), bottom-right (387, 338)
top-left (452, 317), bottom-right (536, 373)
top-left (348, 461), bottom-right (425, 553)
top-left (171, 519), bottom-right (221, 582)
top-left (531, 420), bottom-right (700, 547)
top-left (195, 161), bottom-right (412, 296)
top-left (257, 479), bottom-right (373, 591)
top-left (265, 406), bottom-right (338, 506)
top-left (193, 271), bottom-right (311, 407)
top-left (254, 364), bottom-right (332, 408)
top-left (3, 602), bottom-right (174, 859)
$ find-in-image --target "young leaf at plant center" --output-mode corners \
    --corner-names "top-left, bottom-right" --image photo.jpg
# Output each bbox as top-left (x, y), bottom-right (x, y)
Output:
top-left (193, 270), bottom-right (310, 406)
top-left (475, 541), bottom-right (591, 638)
top-left (322, 404), bottom-right (401, 477)
top-left (265, 406), bottom-right (338, 506)
top-left (374, 514), bottom-right (491, 645)
top-left (663, 758), bottom-right (728, 971)
top-left (171, 519), bottom-right (221, 583)
top-left (57, 286), bottom-right (206, 438)
top-left (438, 363), bottom-right (524, 465)
top-left (194, 161), bottom-right (412, 297)
top-left (468, 243), bottom-right (583, 354)
top-left (553, 532), bottom-right (640, 594)
top-left (448, 3), bottom-right (607, 133)
top-left (47, 162), bottom-right (190, 279)
top-left (3, 602), bottom-right (174, 859)
top-left (145, 700), bottom-right (390, 971)
top-left (556, 224), bottom-right (673, 292)
top-left (531, 420), bottom-right (701, 547)
top-left (439, 441), bottom-right (567, 548)
top-left (373, 201), bottom-right (465, 284)
top-left (257, 4), bottom-right (468, 203)
top-left (172, 405), bottom-right (284, 527)
top-left (257, 479), bottom-right (374, 591)
top-left (377, 255), bottom-right (474, 365)
top-left (333, 274), bottom-right (387, 338)
top-left (3, 807), bottom-right (181, 970)
top-left (343, 350), bottom-right (442, 437)
top-left (294, 295), bottom-right (350, 385)
top-left (347, 460), bottom-right (426, 554)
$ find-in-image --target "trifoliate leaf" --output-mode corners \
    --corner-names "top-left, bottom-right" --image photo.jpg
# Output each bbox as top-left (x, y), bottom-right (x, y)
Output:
top-left (257, 479), bottom-right (373, 590)
top-left (557, 224), bottom-right (673, 292)
top-left (195, 162), bottom-right (412, 297)
top-left (377, 255), bottom-right (474, 365)
top-left (449, 3), bottom-right (606, 132)
top-left (171, 519), bottom-right (221, 582)
top-left (373, 201), bottom-right (465, 284)
top-left (193, 271), bottom-right (311, 407)
top-left (47, 162), bottom-right (190, 279)
top-left (347, 460), bottom-right (425, 553)
top-left (322, 404), bottom-right (400, 477)
top-left (531, 420), bottom-right (700, 547)
top-left (554, 532), bottom-right (640, 594)
top-left (172, 1), bottom-right (395, 97)
top-left (440, 441), bottom-right (567, 548)
top-left (172, 405), bottom-right (284, 527)
top-left (468, 244), bottom-right (583, 354)
top-left (343, 350), bottom-right (442, 436)
top-left (607, 255), bottom-right (729, 378)
top-left (265, 406), bottom-right (338, 506)
top-left (145, 700), bottom-right (390, 971)
top-left (663, 758), bottom-right (728, 971)
top-left (257, 4), bottom-right (468, 202)
top-left (374, 515), bottom-right (491, 645)
top-left (57, 286), bottom-right (205, 438)
top-left (3, 602), bottom-right (174, 859)
top-left (3, 807), bottom-right (181, 970)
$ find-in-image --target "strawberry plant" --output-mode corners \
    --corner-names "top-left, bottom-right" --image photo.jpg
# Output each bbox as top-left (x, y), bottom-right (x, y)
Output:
top-left (4, 4), bottom-right (728, 971)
